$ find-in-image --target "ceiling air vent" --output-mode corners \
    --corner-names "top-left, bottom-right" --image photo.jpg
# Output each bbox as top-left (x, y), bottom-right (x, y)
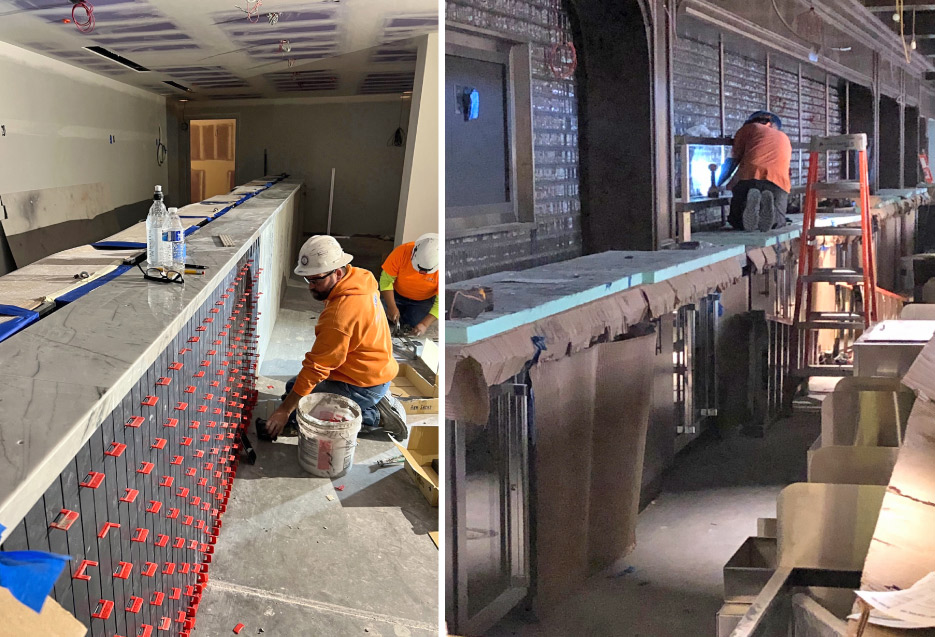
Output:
top-left (163, 81), bottom-right (193, 93)
top-left (84, 46), bottom-right (150, 72)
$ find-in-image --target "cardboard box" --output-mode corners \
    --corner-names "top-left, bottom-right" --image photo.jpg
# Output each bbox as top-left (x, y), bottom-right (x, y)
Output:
top-left (392, 363), bottom-right (439, 414)
top-left (0, 589), bottom-right (87, 637)
top-left (393, 425), bottom-right (439, 506)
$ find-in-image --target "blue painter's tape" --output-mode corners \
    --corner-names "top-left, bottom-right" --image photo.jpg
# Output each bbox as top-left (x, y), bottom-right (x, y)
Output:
top-left (92, 241), bottom-right (146, 249)
top-left (0, 304), bottom-right (40, 343)
top-left (55, 264), bottom-right (133, 305)
top-left (0, 550), bottom-right (70, 613)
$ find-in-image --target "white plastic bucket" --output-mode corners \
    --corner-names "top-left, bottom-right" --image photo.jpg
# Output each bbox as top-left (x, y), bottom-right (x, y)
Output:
top-left (295, 393), bottom-right (362, 478)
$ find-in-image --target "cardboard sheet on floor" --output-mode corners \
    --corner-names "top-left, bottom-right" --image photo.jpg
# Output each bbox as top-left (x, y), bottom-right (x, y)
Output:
top-left (0, 588), bottom-right (86, 636)
top-left (808, 446), bottom-right (899, 485)
top-left (0, 182), bottom-right (113, 268)
top-left (846, 398), bottom-right (935, 637)
top-left (0, 245), bottom-right (139, 309)
top-left (777, 483), bottom-right (885, 571)
top-left (529, 333), bottom-right (655, 617)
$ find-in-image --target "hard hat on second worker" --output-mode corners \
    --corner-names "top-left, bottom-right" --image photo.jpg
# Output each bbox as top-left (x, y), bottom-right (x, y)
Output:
top-left (294, 235), bottom-right (353, 276)
top-left (411, 233), bottom-right (439, 274)
top-left (745, 110), bottom-right (783, 130)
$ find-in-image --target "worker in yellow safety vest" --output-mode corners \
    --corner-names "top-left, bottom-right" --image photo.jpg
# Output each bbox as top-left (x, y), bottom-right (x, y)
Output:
top-left (380, 233), bottom-right (439, 337)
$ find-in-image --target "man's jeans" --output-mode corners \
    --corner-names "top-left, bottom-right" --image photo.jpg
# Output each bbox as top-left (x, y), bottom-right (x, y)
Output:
top-left (284, 377), bottom-right (390, 427)
top-left (384, 291), bottom-right (435, 329)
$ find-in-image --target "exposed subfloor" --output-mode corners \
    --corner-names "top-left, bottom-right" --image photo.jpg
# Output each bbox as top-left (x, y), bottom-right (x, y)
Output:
top-left (196, 277), bottom-right (439, 637)
top-left (488, 409), bottom-right (821, 637)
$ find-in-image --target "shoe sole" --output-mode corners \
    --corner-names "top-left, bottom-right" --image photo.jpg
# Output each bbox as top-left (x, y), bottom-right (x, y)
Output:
top-left (758, 190), bottom-right (774, 232)
top-left (377, 396), bottom-right (408, 441)
top-left (742, 189), bottom-right (761, 231)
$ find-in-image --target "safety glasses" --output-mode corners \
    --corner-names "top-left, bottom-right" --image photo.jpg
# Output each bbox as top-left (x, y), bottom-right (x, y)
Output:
top-left (303, 270), bottom-right (335, 284)
top-left (138, 263), bottom-right (184, 284)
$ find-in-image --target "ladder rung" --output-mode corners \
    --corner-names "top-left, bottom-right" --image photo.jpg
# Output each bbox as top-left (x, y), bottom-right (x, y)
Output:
top-left (792, 365), bottom-right (854, 377)
top-left (799, 321), bottom-right (866, 330)
top-left (808, 133), bottom-right (867, 153)
top-left (800, 268), bottom-right (866, 283)
top-left (813, 181), bottom-right (861, 197)
top-left (807, 227), bottom-right (865, 237)
top-left (807, 311), bottom-right (865, 321)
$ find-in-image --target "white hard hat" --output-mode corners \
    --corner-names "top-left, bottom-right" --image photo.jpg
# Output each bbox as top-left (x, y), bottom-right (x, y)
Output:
top-left (294, 235), bottom-right (353, 276)
top-left (411, 233), bottom-right (439, 274)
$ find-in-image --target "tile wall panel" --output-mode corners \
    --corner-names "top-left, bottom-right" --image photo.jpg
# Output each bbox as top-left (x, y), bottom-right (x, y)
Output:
top-left (446, 0), bottom-right (582, 282)
top-left (0, 246), bottom-right (262, 637)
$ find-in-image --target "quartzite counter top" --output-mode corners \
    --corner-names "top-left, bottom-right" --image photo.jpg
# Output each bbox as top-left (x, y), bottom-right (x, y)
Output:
top-left (0, 180), bottom-right (301, 543)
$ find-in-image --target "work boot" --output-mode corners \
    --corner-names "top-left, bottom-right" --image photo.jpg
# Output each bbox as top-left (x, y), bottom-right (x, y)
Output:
top-left (758, 190), bottom-right (775, 232)
top-left (376, 394), bottom-right (408, 441)
top-left (742, 188), bottom-right (761, 231)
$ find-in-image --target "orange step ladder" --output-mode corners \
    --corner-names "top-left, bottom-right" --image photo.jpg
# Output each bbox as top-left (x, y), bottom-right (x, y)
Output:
top-left (789, 133), bottom-right (877, 384)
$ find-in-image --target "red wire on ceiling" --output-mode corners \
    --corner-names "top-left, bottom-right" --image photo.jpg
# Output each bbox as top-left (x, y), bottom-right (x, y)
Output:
top-left (72, 1), bottom-right (94, 34)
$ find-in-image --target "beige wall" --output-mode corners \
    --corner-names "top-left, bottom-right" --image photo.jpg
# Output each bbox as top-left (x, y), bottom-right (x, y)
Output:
top-left (181, 97), bottom-right (408, 238)
top-left (395, 32), bottom-right (439, 245)
top-left (0, 41), bottom-right (167, 206)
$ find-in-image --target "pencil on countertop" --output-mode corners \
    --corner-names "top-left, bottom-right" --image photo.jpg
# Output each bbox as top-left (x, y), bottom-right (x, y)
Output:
top-left (184, 269), bottom-right (205, 275)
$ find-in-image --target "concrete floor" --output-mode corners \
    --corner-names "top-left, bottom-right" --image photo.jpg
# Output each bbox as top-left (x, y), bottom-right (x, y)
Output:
top-left (488, 409), bottom-right (821, 637)
top-left (196, 277), bottom-right (439, 636)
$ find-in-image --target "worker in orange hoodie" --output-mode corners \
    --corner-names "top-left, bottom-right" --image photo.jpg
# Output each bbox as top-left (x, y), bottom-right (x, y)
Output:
top-left (381, 233), bottom-right (439, 337)
top-left (263, 235), bottom-right (408, 440)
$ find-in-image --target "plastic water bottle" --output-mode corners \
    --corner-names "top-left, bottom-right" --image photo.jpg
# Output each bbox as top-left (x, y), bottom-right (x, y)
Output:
top-left (146, 186), bottom-right (168, 267)
top-left (164, 207), bottom-right (185, 274)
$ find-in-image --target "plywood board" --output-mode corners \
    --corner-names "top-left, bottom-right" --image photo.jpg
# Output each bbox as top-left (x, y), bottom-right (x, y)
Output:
top-left (861, 400), bottom-right (935, 635)
top-left (848, 398), bottom-right (935, 636)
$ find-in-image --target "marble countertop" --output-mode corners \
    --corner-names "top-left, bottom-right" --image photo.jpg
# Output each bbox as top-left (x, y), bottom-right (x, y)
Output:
top-left (446, 246), bottom-right (745, 344)
top-left (0, 180), bottom-right (302, 542)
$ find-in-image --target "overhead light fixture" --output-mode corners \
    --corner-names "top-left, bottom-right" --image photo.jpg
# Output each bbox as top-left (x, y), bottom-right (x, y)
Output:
top-left (84, 46), bottom-right (150, 72)
top-left (163, 80), bottom-right (192, 93)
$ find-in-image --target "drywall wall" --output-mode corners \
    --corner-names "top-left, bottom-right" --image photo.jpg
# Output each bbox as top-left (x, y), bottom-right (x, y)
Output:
top-left (0, 41), bottom-right (167, 273)
top-left (182, 98), bottom-right (408, 238)
top-left (396, 32), bottom-right (439, 245)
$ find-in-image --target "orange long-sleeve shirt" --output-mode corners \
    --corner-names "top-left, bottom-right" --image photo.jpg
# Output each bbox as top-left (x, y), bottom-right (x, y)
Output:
top-left (291, 266), bottom-right (399, 396)
top-left (731, 122), bottom-right (792, 193)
